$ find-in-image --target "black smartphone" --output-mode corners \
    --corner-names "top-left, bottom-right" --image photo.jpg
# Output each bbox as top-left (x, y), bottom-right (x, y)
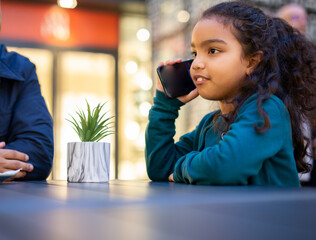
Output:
top-left (156, 59), bottom-right (196, 99)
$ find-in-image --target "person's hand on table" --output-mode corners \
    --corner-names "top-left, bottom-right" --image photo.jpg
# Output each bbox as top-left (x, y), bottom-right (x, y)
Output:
top-left (0, 141), bottom-right (33, 180)
top-left (169, 173), bottom-right (175, 182)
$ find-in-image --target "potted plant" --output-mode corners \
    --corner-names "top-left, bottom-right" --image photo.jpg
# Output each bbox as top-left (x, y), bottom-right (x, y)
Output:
top-left (67, 100), bottom-right (114, 182)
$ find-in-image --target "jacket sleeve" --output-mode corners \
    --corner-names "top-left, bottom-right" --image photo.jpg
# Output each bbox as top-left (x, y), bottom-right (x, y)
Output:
top-left (145, 90), bottom-right (197, 181)
top-left (173, 97), bottom-right (290, 185)
top-left (5, 64), bottom-right (54, 180)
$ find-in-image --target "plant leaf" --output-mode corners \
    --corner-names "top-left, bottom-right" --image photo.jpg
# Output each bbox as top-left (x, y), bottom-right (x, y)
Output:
top-left (66, 101), bottom-right (115, 142)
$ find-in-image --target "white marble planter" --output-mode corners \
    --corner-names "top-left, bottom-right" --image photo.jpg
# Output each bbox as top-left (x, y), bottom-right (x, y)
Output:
top-left (67, 142), bottom-right (110, 182)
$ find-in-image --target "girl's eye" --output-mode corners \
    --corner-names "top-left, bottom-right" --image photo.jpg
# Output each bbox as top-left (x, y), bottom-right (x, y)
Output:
top-left (209, 49), bottom-right (220, 54)
top-left (191, 51), bottom-right (197, 58)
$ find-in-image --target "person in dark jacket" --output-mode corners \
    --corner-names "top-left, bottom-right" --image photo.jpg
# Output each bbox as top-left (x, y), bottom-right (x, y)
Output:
top-left (0, 3), bottom-right (54, 180)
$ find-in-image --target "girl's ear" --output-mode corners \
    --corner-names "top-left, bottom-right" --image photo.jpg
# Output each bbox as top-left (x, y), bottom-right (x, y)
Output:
top-left (246, 51), bottom-right (264, 75)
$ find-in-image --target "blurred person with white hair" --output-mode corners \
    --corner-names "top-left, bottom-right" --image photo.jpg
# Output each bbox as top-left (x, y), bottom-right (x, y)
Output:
top-left (276, 3), bottom-right (308, 35)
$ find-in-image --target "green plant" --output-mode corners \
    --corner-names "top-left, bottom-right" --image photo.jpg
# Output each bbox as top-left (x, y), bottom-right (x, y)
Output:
top-left (67, 100), bottom-right (115, 142)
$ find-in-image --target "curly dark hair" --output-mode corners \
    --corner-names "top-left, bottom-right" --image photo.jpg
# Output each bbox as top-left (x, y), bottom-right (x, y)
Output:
top-left (201, 1), bottom-right (316, 173)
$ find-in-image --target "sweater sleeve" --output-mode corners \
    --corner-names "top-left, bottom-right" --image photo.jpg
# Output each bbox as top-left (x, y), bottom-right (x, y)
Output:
top-left (173, 96), bottom-right (290, 185)
top-left (5, 64), bottom-right (54, 180)
top-left (145, 90), bottom-right (197, 181)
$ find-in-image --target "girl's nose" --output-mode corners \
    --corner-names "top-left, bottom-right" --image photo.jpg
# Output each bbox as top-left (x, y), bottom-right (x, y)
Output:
top-left (191, 58), bottom-right (205, 70)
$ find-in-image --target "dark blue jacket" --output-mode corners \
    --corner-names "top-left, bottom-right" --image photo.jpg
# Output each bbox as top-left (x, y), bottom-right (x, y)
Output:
top-left (0, 44), bottom-right (54, 180)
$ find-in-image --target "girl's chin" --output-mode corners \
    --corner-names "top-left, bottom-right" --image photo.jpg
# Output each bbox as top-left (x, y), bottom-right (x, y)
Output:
top-left (198, 92), bottom-right (217, 101)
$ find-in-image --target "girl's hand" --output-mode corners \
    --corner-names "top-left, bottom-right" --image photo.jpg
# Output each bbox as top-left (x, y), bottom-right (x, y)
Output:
top-left (168, 173), bottom-right (175, 182)
top-left (156, 59), bottom-right (199, 104)
top-left (177, 88), bottom-right (199, 104)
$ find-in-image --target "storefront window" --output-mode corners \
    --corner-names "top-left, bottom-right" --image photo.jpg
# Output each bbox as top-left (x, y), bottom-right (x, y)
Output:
top-left (54, 51), bottom-right (116, 180)
top-left (7, 47), bottom-right (53, 114)
top-left (118, 15), bottom-right (152, 180)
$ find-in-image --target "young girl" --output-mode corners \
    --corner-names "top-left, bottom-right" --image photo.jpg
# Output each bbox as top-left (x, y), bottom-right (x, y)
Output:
top-left (145, 1), bottom-right (316, 186)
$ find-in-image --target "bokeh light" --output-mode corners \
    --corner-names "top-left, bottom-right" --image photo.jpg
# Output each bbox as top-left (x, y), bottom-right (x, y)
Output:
top-left (177, 10), bottom-right (190, 23)
top-left (57, 0), bottom-right (77, 9)
top-left (137, 28), bottom-right (150, 42)
top-left (125, 61), bottom-right (138, 74)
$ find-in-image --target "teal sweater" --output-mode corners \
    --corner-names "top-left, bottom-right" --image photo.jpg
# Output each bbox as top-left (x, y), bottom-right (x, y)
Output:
top-left (145, 90), bottom-right (300, 186)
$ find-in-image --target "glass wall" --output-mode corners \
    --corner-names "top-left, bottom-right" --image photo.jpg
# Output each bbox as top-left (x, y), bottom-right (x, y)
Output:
top-left (54, 51), bottom-right (116, 180)
top-left (4, 1), bottom-right (152, 181)
top-left (6, 15), bottom-right (152, 181)
top-left (7, 47), bottom-right (53, 114)
top-left (7, 47), bottom-right (116, 180)
top-left (118, 14), bottom-right (152, 179)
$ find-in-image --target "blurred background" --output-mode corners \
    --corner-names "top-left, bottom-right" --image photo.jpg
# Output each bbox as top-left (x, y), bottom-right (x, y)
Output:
top-left (2, 0), bottom-right (316, 181)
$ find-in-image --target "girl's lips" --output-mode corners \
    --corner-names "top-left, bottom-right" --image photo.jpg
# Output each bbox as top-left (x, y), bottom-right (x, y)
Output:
top-left (194, 75), bottom-right (209, 85)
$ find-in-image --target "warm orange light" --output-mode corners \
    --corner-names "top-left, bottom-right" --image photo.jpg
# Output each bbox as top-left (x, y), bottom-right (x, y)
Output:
top-left (57, 0), bottom-right (77, 9)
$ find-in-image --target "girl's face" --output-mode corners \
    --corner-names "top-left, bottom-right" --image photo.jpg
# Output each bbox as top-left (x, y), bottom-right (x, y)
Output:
top-left (190, 18), bottom-right (250, 103)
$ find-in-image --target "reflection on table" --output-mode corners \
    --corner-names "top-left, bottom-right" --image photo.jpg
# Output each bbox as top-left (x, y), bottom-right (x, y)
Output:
top-left (1, 180), bottom-right (316, 240)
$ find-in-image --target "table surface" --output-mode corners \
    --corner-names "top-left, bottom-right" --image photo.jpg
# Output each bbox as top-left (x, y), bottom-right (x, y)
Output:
top-left (1, 180), bottom-right (316, 240)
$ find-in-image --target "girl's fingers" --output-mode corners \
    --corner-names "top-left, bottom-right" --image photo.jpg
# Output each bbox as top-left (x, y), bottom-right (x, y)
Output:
top-left (178, 88), bottom-right (199, 103)
top-left (156, 77), bottom-right (164, 92)
top-left (165, 58), bottom-right (182, 65)
top-left (168, 173), bottom-right (175, 182)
